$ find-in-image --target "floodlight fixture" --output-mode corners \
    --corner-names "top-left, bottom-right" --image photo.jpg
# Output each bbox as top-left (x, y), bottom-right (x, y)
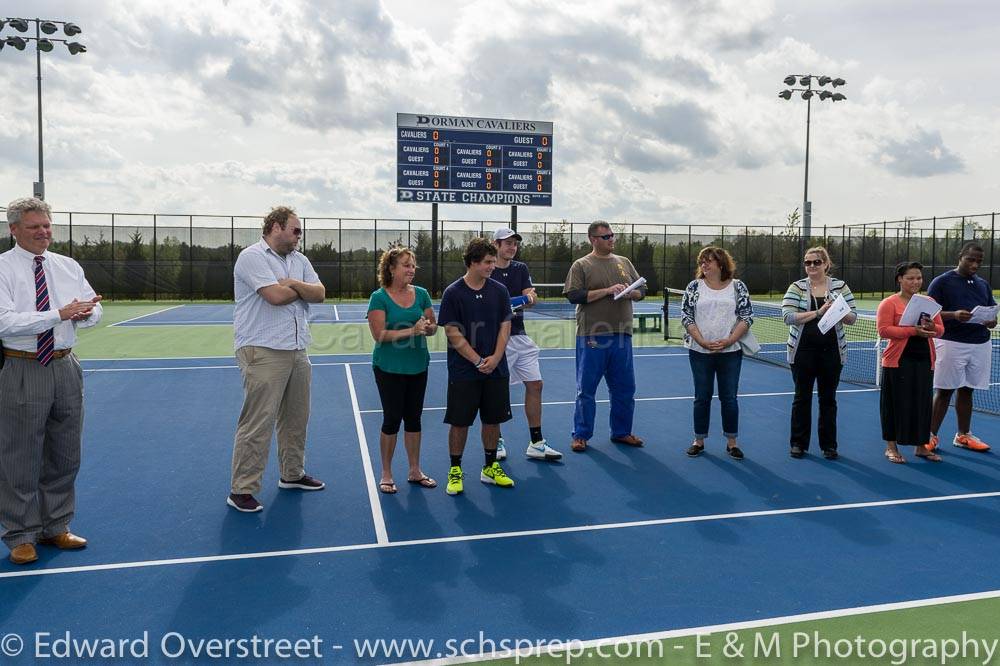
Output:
top-left (777, 73), bottom-right (848, 246)
top-left (0, 16), bottom-right (86, 200)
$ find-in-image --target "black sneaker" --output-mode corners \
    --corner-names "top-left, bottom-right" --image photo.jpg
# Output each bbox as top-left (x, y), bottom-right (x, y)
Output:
top-left (822, 449), bottom-right (839, 460)
top-left (278, 474), bottom-right (325, 491)
top-left (727, 446), bottom-right (745, 460)
top-left (686, 443), bottom-right (705, 457)
top-left (790, 446), bottom-right (805, 458)
top-left (227, 493), bottom-right (263, 512)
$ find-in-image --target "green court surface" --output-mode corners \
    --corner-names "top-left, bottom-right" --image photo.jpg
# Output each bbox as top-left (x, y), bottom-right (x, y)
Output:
top-left (481, 596), bottom-right (1000, 665)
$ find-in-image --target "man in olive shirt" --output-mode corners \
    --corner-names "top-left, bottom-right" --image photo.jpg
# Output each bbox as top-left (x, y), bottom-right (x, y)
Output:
top-left (562, 221), bottom-right (646, 452)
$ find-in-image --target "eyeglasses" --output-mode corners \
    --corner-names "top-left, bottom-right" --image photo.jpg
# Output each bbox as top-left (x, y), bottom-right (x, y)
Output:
top-left (803, 259), bottom-right (824, 267)
top-left (591, 233), bottom-right (615, 241)
top-left (290, 228), bottom-right (302, 236)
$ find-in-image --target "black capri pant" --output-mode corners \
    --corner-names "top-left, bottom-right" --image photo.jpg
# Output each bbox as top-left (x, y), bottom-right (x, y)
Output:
top-left (373, 366), bottom-right (428, 435)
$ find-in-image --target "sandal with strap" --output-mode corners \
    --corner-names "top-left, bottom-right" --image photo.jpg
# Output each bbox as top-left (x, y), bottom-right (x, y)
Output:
top-left (407, 475), bottom-right (437, 488)
top-left (884, 449), bottom-right (906, 464)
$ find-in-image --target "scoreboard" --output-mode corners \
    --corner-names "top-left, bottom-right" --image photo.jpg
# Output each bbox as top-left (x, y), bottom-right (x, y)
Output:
top-left (396, 113), bottom-right (553, 206)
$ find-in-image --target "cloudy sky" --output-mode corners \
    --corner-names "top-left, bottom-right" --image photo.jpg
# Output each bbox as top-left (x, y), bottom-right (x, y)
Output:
top-left (1, 0), bottom-right (998, 229)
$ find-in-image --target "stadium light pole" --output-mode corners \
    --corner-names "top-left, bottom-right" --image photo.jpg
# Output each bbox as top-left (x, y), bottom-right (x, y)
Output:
top-left (1, 16), bottom-right (87, 200)
top-left (779, 74), bottom-right (846, 246)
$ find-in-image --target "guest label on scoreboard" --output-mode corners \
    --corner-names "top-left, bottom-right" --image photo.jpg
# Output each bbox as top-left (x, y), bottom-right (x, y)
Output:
top-left (397, 113), bottom-right (553, 206)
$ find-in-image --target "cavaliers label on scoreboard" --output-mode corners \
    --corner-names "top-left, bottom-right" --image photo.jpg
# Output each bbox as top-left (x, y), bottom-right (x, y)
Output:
top-left (397, 113), bottom-right (553, 206)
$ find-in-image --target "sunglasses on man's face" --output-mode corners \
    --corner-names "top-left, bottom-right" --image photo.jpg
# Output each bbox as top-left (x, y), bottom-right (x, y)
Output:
top-left (591, 233), bottom-right (615, 241)
top-left (290, 227), bottom-right (302, 236)
top-left (803, 259), bottom-right (823, 267)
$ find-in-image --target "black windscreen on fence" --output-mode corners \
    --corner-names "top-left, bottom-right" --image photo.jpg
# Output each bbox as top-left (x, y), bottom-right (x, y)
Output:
top-left (2, 211), bottom-right (997, 299)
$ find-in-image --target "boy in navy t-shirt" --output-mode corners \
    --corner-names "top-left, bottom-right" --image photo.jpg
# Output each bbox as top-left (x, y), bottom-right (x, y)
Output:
top-left (926, 241), bottom-right (997, 452)
top-left (437, 238), bottom-right (514, 495)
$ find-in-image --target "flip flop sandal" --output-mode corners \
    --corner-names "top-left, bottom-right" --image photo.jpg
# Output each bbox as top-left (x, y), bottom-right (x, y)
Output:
top-left (884, 450), bottom-right (906, 464)
top-left (407, 475), bottom-right (437, 488)
top-left (379, 482), bottom-right (398, 494)
top-left (571, 439), bottom-right (588, 452)
top-left (915, 452), bottom-right (943, 462)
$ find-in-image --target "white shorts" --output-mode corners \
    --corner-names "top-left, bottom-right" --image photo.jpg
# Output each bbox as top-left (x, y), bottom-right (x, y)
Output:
top-left (933, 339), bottom-right (992, 390)
top-left (505, 334), bottom-right (542, 385)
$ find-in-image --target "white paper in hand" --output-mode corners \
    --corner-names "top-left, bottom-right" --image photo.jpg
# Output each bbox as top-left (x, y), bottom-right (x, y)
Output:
top-left (614, 276), bottom-right (647, 300)
top-left (969, 305), bottom-right (999, 325)
top-left (899, 294), bottom-right (942, 326)
top-left (817, 294), bottom-right (851, 334)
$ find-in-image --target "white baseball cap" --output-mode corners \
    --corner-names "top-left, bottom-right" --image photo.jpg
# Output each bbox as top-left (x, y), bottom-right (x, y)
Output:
top-left (492, 227), bottom-right (522, 242)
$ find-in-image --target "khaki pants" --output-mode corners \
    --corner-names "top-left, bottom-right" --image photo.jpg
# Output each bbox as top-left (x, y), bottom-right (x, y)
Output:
top-left (231, 347), bottom-right (311, 494)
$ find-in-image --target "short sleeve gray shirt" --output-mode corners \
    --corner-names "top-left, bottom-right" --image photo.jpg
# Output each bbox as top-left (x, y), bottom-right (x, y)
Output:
top-left (233, 239), bottom-right (320, 350)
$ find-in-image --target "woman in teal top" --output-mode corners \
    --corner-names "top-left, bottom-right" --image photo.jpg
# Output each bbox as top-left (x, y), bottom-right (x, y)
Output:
top-left (367, 247), bottom-right (437, 493)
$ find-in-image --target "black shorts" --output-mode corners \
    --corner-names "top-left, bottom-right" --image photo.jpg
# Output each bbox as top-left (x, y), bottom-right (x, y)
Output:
top-left (443, 376), bottom-right (512, 427)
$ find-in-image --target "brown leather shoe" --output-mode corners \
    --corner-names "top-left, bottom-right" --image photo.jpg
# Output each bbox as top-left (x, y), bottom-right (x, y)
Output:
top-left (9, 543), bottom-right (38, 565)
top-left (612, 434), bottom-right (644, 447)
top-left (571, 438), bottom-right (588, 452)
top-left (38, 532), bottom-right (87, 550)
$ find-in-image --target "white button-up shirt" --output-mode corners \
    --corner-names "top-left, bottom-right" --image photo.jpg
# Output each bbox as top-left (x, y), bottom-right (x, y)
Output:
top-left (233, 239), bottom-right (319, 351)
top-left (0, 244), bottom-right (103, 352)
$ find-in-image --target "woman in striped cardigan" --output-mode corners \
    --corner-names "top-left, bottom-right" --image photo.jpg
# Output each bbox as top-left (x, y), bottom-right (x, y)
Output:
top-left (781, 246), bottom-right (857, 460)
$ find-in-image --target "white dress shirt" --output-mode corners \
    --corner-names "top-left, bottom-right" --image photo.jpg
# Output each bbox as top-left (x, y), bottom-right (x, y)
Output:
top-left (0, 244), bottom-right (103, 352)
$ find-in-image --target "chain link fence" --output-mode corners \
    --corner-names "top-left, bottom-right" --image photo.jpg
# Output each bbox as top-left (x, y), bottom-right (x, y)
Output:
top-left (3, 210), bottom-right (997, 299)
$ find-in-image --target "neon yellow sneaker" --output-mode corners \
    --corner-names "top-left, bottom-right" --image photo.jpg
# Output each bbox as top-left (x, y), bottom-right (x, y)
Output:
top-left (446, 466), bottom-right (464, 495)
top-left (480, 462), bottom-right (514, 488)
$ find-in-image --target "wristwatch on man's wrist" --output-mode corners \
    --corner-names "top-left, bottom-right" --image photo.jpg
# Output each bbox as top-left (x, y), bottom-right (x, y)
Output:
top-left (475, 356), bottom-right (486, 368)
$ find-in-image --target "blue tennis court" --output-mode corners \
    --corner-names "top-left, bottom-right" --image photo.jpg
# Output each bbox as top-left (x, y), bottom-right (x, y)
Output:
top-left (2, 346), bottom-right (1000, 663)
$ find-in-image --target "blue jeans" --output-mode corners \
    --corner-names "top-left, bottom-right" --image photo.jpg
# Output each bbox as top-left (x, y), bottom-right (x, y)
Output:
top-left (573, 334), bottom-right (635, 440)
top-left (689, 349), bottom-right (742, 438)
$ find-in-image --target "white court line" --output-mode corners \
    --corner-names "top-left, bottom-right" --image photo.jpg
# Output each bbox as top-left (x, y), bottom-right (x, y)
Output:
top-left (1, 490), bottom-right (997, 580)
top-left (333, 304), bottom-right (340, 321)
top-left (80, 352), bottom-right (693, 373)
top-left (357, 388), bottom-right (879, 414)
top-left (77, 346), bottom-right (678, 363)
top-left (345, 364), bottom-right (389, 545)
top-left (107, 304), bottom-right (184, 327)
top-left (395, 588), bottom-right (1000, 665)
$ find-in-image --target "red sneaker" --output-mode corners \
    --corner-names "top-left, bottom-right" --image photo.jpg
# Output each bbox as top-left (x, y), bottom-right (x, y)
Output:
top-left (954, 433), bottom-right (991, 452)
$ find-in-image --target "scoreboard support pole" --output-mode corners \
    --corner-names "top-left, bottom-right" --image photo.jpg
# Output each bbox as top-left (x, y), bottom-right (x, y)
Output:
top-left (431, 203), bottom-right (439, 296)
top-left (510, 205), bottom-right (517, 232)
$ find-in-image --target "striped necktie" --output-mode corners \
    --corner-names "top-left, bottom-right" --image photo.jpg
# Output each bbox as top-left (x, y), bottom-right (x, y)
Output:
top-left (34, 255), bottom-right (56, 366)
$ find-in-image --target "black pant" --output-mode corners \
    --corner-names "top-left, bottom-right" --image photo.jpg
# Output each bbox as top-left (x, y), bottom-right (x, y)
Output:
top-left (373, 366), bottom-right (428, 435)
top-left (790, 347), bottom-right (842, 451)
